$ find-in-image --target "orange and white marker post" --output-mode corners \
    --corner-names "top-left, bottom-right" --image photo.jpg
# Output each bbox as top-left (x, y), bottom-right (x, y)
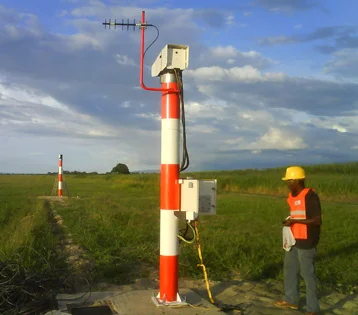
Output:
top-left (159, 72), bottom-right (181, 303)
top-left (58, 154), bottom-right (63, 197)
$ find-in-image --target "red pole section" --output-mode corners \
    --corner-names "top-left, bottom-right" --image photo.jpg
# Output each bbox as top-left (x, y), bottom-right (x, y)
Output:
top-left (58, 154), bottom-right (63, 197)
top-left (139, 11), bottom-right (179, 93)
top-left (159, 72), bottom-right (180, 302)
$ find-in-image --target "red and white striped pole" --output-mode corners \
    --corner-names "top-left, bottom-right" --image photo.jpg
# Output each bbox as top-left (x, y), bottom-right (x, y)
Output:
top-left (159, 71), bottom-right (181, 303)
top-left (137, 10), bottom-right (186, 304)
top-left (58, 154), bottom-right (63, 197)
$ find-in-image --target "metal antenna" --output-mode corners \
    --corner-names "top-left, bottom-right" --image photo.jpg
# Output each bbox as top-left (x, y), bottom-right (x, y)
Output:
top-left (102, 11), bottom-right (165, 93)
top-left (102, 17), bottom-right (143, 30)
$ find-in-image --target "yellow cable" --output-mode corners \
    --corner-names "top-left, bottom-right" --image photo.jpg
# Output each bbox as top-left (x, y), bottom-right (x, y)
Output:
top-left (177, 221), bottom-right (196, 244)
top-left (194, 221), bottom-right (215, 305)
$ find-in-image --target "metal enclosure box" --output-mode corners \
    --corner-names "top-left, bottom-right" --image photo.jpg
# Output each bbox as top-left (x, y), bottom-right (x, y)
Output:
top-left (179, 179), bottom-right (216, 220)
top-left (151, 44), bottom-right (189, 77)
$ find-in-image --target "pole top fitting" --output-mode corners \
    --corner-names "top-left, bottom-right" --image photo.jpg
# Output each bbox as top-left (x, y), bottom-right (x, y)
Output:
top-left (160, 72), bottom-right (179, 83)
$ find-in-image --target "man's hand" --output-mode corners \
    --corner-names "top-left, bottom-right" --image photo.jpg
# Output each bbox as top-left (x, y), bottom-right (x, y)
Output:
top-left (283, 218), bottom-right (294, 226)
top-left (283, 216), bottom-right (321, 226)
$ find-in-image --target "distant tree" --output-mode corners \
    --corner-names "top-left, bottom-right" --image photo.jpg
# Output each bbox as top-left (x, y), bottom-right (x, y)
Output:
top-left (111, 163), bottom-right (130, 174)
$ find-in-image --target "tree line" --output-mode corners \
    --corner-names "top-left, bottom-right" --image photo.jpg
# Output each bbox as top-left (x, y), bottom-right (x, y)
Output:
top-left (47, 163), bottom-right (131, 175)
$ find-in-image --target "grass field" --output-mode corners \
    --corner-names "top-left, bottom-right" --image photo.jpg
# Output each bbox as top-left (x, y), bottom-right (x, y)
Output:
top-left (0, 177), bottom-right (64, 313)
top-left (1, 162), bottom-right (358, 307)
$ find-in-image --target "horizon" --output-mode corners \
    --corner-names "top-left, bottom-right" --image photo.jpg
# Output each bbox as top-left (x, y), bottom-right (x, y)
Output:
top-left (1, 160), bottom-right (357, 175)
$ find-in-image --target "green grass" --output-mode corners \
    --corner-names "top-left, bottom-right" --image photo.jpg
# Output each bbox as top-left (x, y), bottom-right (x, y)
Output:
top-left (0, 177), bottom-right (63, 313)
top-left (0, 175), bottom-right (57, 264)
top-left (1, 161), bottom-right (358, 296)
top-left (188, 162), bottom-right (358, 202)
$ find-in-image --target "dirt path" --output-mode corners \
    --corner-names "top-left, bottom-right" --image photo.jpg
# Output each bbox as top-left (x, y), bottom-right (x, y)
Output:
top-left (47, 198), bottom-right (96, 293)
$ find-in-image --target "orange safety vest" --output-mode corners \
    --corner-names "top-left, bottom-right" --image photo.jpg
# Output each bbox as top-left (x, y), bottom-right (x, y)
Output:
top-left (287, 188), bottom-right (311, 240)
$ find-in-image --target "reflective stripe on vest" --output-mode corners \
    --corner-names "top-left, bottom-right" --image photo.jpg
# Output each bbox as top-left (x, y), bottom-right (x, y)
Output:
top-left (287, 188), bottom-right (311, 240)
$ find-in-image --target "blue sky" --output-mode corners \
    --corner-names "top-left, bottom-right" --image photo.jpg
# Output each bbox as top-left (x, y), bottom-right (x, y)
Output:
top-left (1, 0), bottom-right (358, 173)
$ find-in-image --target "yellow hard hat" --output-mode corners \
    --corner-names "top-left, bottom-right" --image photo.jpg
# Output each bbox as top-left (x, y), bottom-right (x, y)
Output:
top-left (282, 166), bottom-right (305, 181)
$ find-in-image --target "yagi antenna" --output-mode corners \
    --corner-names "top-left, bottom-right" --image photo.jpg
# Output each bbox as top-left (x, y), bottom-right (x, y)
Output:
top-left (102, 11), bottom-right (167, 92)
top-left (103, 18), bottom-right (140, 31)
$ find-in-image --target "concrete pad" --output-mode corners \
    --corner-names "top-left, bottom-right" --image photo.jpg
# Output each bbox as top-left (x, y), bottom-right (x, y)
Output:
top-left (55, 289), bottom-right (223, 315)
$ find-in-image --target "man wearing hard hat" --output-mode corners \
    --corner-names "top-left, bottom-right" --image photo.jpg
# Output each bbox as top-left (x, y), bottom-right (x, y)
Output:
top-left (275, 166), bottom-right (322, 315)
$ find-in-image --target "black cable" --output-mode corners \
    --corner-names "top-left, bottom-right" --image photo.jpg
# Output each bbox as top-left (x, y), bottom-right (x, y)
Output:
top-left (143, 24), bottom-right (160, 58)
top-left (178, 221), bottom-right (195, 243)
top-left (176, 71), bottom-right (190, 172)
top-left (139, 23), bottom-right (189, 172)
top-left (178, 221), bottom-right (189, 241)
top-left (181, 86), bottom-right (189, 171)
top-left (102, 19), bottom-right (159, 60)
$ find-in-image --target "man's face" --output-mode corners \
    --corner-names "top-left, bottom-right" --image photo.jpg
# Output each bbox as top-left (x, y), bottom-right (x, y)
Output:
top-left (286, 179), bottom-right (300, 192)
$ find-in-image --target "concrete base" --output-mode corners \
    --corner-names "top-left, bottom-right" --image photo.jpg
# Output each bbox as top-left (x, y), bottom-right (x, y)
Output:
top-left (151, 292), bottom-right (189, 307)
top-left (54, 289), bottom-right (223, 314)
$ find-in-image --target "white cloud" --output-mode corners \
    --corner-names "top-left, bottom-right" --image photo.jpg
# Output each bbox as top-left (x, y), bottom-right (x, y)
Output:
top-left (324, 48), bottom-right (358, 80)
top-left (256, 0), bottom-right (318, 12)
top-left (250, 127), bottom-right (307, 150)
top-left (184, 100), bottom-right (228, 121)
top-left (187, 65), bottom-right (286, 83)
top-left (224, 137), bottom-right (244, 145)
top-left (303, 114), bottom-right (358, 134)
top-left (221, 126), bottom-right (306, 151)
top-left (119, 101), bottom-right (131, 108)
top-left (225, 15), bottom-right (235, 25)
top-left (208, 46), bottom-right (277, 69)
top-left (67, 33), bottom-right (102, 50)
top-left (258, 35), bottom-right (297, 45)
top-left (135, 113), bottom-right (161, 120)
top-left (332, 124), bottom-right (347, 133)
top-left (211, 46), bottom-right (238, 58)
top-left (0, 79), bottom-right (69, 113)
top-left (4, 24), bottom-right (21, 38)
top-left (115, 54), bottom-right (136, 66)
top-left (211, 46), bottom-right (269, 61)
top-left (0, 79), bottom-right (118, 139)
top-left (70, 1), bottom-right (106, 17)
top-left (239, 109), bottom-right (275, 124)
top-left (188, 124), bottom-right (219, 134)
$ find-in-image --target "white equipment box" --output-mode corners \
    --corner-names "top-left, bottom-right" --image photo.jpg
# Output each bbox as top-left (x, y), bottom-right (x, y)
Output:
top-left (151, 44), bottom-right (189, 77)
top-left (179, 179), bottom-right (216, 221)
